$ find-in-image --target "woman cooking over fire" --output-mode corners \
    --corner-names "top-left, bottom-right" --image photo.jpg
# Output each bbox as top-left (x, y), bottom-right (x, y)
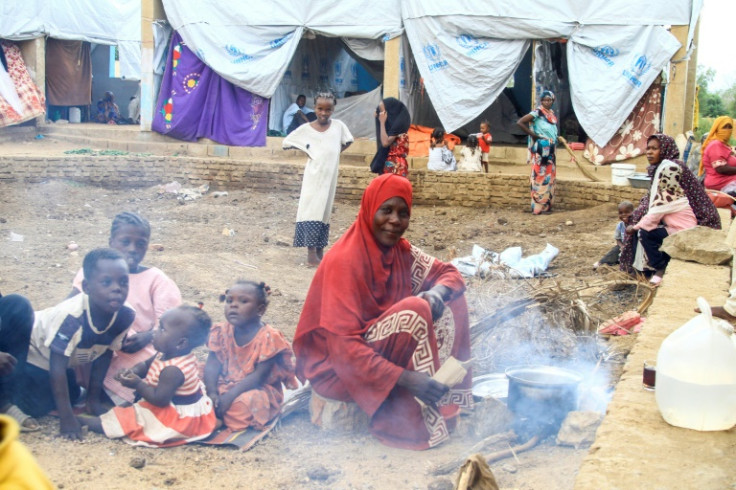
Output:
top-left (293, 174), bottom-right (471, 450)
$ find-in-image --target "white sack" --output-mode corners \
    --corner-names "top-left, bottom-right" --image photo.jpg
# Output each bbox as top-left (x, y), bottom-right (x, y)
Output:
top-left (500, 244), bottom-right (559, 279)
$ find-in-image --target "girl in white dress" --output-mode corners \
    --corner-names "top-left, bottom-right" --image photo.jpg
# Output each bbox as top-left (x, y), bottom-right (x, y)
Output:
top-left (283, 93), bottom-right (354, 266)
top-left (426, 127), bottom-right (456, 172)
top-left (457, 135), bottom-right (483, 172)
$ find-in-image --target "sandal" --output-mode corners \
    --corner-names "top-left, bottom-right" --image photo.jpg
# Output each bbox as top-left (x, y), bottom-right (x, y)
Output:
top-left (5, 404), bottom-right (41, 432)
top-left (649, 275), bottom-right (663, 287)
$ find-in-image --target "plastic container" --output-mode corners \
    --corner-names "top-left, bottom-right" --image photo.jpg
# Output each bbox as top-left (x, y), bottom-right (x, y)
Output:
top-left (69, 107), bottom-right (81, 123)
top-left (627, 172), bottom-right (651, 189)
top-left (611, 163), bottom-right (636, 186)
top-left (655, 297), bottom-right (736, 431)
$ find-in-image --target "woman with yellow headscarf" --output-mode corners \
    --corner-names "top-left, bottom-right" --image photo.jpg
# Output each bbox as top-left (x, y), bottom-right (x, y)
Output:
top-left (700, 116), bottom-right (736, 193)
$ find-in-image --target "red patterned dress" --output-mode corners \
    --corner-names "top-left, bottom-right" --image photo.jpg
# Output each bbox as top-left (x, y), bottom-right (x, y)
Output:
top-left (294, 174), bottom-right (471, 450)
top-left (383, 133), bottom-right (410, 177)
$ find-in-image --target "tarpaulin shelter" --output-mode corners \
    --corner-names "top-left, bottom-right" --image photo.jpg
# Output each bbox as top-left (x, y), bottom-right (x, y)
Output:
top-left (162, 0), bottom-right (403, 139)
top-left (161, 0), bottom-right (702, 148)
top-left (0, 0), bottom-right (141, 78)
top-left (401, 0), bottom-right (702, 147)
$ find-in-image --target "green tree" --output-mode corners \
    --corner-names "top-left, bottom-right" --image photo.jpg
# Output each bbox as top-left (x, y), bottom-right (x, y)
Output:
top-left (697, 66), bottom-right (726, 117)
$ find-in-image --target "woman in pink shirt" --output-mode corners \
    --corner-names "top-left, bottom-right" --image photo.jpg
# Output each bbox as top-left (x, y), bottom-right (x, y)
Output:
top-left (700, 116), bottom-right (736, 192)
top-left (625, 134), bottom-right (720, 285)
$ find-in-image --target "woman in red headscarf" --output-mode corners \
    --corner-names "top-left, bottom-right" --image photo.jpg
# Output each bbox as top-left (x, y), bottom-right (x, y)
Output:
top-left (293, 174), bottom-right (471, 450)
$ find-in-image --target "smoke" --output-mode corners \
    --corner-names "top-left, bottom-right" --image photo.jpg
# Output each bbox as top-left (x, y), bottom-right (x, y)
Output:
top-left (465, 281), bottom-right (615, 441)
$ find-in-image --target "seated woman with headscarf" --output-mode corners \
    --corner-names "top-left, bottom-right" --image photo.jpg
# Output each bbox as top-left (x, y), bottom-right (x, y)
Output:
top-left (620, 133), bottom-right (720, 285)
top-left (293, 174), bottom-right (471, 450)
top-left (700, 116), bottom-right (736, 193)
top-left (370, 98), bottom-right (411, 177)
top-left (96, 91), bottom-right (120, 125)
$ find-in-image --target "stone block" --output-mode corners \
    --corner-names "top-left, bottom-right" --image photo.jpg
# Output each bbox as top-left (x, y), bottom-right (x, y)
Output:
top-left (661, 226), bottom-right (732, 265)
top-left (556, 411), bottom-right (603, 448)
top-left (208, 145), bottom-right (229, 158)
top-left (183, 144), bottom-right (207, 157)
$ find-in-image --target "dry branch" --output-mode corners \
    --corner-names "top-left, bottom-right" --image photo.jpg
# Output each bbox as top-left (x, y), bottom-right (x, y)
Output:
top-left (558, 136), bottom-right (602, 182)
top-left (486, 434), bottom-right (540, 465)
top-left (429, 431), bottom-right (517, 475)
top-left (469, 277), bottom-right (656, 345)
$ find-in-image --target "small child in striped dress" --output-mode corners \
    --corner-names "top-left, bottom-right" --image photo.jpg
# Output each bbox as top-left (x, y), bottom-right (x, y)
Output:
top-left (78, 306), bottom-right (216, 447)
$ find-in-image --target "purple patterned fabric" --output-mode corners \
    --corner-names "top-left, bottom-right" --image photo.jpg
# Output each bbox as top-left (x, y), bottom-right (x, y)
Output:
top-left (152, 32), bottom-right (268, 147)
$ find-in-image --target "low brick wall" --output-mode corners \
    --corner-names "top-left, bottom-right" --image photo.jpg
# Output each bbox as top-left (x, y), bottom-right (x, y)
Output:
top-left (0, 155), bottom-right (645, 210)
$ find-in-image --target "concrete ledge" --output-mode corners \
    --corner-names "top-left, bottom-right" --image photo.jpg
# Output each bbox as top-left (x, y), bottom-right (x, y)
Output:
top-left (574, 258), bottom-right (736, 489)
top-left (0, 155), bottom-right (645, 210)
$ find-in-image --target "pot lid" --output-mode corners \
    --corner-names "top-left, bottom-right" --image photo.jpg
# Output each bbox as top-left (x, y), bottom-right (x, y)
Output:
top-left (472, 373), bottom-right (509, 399)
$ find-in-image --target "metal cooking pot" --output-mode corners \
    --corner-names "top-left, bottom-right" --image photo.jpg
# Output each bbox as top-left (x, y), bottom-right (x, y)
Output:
top-left (505, 366), bottom-right (583, 431)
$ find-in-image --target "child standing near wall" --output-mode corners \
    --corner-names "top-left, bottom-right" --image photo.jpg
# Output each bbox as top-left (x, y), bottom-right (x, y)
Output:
top-left (594, 201), bottom-right (634, 269)
top-left (204, 281), bottom-right (297, 431)
top-left (283, 92), bottom-right (354, 267)
top-left (477, 120), bottom-right (493, 173)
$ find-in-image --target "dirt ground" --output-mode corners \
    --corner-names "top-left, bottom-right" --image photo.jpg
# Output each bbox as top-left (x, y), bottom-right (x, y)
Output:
top-left (0, 173), bottom-right (642, 489)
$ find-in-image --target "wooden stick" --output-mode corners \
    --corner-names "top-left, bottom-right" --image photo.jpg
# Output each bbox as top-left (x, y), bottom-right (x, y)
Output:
top-left (234, 259), bottom-right (258, 270)
top-left (558, 136), bottom-right (602, 182)
top-left (485, 434), bottom-right (540, 465)
top-left (429, 431), bottom-right (516, 475)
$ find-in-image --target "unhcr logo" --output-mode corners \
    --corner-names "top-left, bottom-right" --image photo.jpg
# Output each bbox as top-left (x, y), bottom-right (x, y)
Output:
top-left (592, 45), bottom-right (618, 67)
top-left (423, 43), bottom-right (448, 72)
top-left (456, 34), bottom-right (488, 57)
top-left (270, 36), bottom-right (288, 49)
top-left (622, 54), bottom-right (651, 88)
top-left (225, 45), bottom-right (253, 64)
top-left (631, 55), bottom-right (651, 77)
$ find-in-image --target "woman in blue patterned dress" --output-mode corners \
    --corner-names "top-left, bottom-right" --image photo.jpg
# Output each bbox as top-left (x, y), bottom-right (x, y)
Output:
top-left (517, 90), bottom-right (558, 214)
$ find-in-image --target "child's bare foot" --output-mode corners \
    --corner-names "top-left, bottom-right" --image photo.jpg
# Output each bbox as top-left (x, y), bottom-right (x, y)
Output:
top-left (307, 247), bottom-right (321, 267)
top-left (76, 414), bottom-right (103, 433)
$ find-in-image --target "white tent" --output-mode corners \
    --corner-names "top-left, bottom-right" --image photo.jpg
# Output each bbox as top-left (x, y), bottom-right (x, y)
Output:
top-left (162, 0), bottom-right (403, 137)
top-left (401, 0), bottom-right (702, 145)
top-left (163, 0), bottom-right (402, 98)
top-left (0, 0), bottom-right (141, 78)
top-left (164, 0), bottom-right (702, 146)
